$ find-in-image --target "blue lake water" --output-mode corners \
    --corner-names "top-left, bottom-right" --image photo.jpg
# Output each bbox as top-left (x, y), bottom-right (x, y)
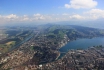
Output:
top-left (59, 37), bottom-right (104, 59)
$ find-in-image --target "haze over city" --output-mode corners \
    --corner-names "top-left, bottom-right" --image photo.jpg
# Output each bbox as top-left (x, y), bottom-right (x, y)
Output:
top-left (0, 0), bottom-right (104, 28)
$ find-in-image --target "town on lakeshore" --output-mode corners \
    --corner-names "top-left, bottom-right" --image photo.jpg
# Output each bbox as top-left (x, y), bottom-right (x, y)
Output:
top-left (1, 0), bottom-right (104, 69)
top-left (0, 25), bottom-right (104, 70)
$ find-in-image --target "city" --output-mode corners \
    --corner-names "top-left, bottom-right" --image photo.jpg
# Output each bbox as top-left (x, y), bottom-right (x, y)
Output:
top-left (0, 0), bottom-right (104, 70)
top-left (0, 25), bottom-right (104, 70)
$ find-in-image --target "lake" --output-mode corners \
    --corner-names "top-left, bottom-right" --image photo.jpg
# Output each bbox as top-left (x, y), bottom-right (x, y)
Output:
top-left (59, 37), bottom-right (104, 59)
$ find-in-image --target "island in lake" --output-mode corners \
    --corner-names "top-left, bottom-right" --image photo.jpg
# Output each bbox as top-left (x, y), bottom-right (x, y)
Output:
top-left (0, 25), bottom-right (104, 70)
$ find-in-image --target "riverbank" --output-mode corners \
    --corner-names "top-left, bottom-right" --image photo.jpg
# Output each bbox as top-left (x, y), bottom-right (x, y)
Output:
top-left (9, 32), bottom-right (34, 51)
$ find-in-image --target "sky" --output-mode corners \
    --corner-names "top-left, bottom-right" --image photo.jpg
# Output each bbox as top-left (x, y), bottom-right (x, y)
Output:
top-left (0, 0), bottom-right (104, 26)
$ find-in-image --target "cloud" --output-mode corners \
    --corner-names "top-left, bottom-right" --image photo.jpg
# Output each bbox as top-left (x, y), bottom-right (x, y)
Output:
top-left (5, 14), bottom-right (18, 19)
top-left (0, 14), bottom-right (19, 23)
top-left (33, 13), bottom-right (46, 20)
top-left (34, 13), bottom-right (41, 17)
top-left (22, 15), bottom-right (29, 21)
top-left (0, 10), bottom-right (104, 24)
top-left (0, 14), bottom-right (18, 20)
top-left (84, 9), bottom-right (104, 19)
top-left (65, 0), bottom-right (97, 9)
top-left (69, 14), bottom-right (84, 19)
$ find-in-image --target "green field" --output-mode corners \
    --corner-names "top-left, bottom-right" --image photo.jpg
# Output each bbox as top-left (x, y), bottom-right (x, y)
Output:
top-left (0, 41), bottom-right (16, 54)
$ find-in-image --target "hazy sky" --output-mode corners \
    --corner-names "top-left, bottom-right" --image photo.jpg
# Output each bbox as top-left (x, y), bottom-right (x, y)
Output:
top-left (0, 0), bottom-right (104, 24)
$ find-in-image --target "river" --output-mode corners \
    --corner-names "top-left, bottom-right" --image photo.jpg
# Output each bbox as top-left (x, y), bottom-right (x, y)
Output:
top-left (59, 37), bottom-right (104, 59)
top-left (9, 33), bottom-right (34, 51)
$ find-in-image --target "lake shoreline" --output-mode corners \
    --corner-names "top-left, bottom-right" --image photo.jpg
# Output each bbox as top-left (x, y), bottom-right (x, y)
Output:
top-left (58, 37), bottom-right (104, 59)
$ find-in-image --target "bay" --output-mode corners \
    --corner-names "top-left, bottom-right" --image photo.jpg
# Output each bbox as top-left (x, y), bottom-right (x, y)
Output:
top-left (59, 37), bottom-right (104, 59)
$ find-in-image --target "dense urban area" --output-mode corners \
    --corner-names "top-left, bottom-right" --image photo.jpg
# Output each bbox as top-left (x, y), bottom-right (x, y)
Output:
top-left (0, 24), bottom-right (104, 70)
